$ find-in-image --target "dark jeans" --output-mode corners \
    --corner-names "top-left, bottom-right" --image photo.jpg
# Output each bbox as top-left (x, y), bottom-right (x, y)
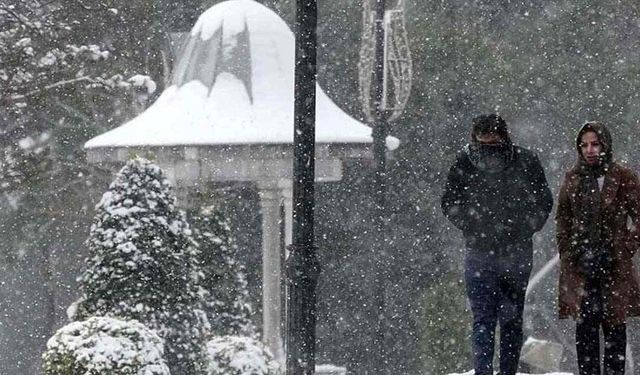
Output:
top-left (576, 277), bottom-right (627, 375)
top-left (464, 242), bottom-right (533, 375)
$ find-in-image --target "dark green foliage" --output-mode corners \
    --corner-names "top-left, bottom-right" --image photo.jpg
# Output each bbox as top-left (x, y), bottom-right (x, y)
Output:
top-left (190, 204), bottom-right (256, 337)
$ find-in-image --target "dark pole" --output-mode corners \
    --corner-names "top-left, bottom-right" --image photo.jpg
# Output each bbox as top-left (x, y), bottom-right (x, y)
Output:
top-left (371, 0), bottom-right (388, 373)
top-left (286, 0), bottom-right (319, 374)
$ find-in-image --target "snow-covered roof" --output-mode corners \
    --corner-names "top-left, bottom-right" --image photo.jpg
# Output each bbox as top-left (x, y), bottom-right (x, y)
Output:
top-left (85, 0), bottom-right (398, 150)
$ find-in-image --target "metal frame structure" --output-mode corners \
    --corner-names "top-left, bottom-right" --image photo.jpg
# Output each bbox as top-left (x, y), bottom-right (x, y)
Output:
top-left (358, 0), bottom-right (413, 372)
top-left (358, 0), bottom-right (413, 123)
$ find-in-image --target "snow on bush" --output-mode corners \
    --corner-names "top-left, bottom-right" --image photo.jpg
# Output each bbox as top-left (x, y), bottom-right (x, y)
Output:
top-left (206, 336), bottom-right (280, 375)
top-left (42, 316), bottom-right (169, 375)
top-left (127, 74), bottom-right (157, 94)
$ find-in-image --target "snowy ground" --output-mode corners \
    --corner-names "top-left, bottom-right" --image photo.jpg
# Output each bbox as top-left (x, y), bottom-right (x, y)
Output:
top-left (448, 372), bottom-right (573, 375)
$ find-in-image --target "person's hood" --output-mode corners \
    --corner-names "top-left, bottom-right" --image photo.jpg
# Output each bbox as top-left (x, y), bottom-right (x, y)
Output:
top-left (575, 121), bottom-right (613, 164)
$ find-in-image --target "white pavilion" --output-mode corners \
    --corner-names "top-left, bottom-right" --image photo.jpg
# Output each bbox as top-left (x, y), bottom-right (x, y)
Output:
top-left (85, 0), bottom-right (398, 363)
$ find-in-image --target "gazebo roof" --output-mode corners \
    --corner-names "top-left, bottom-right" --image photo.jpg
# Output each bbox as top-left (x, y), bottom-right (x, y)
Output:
top-left (85, 0), bottom-right (398, 150)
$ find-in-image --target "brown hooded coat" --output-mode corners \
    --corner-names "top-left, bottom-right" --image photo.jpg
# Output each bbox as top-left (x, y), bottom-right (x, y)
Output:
top-left (556, 122), bottom-right (640, 324)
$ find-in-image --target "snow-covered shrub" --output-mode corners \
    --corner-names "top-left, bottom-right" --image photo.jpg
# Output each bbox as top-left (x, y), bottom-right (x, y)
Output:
top-left (190, 205), bottom-right (255, 336)
top-left (206, 336), bottom-right (280, 375)
top-left (42, 316), bottom-right (169, 375)
top-left (417, 272), bottom-right (472, 374)
top-left (74, 157), bottom-right (210, 374)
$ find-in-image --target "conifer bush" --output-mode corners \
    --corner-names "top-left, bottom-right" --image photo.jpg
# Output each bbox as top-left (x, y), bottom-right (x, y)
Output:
top-left (417, 273), bottom-right (473, 374)
top-left (73, 157), bottom-right (210, 374)
top-left (206, 335), bottom-right (280, 375)
top-left (190, 205), bottom-right (255, 336)
top-left (42, 316), bottom-right (169, 375)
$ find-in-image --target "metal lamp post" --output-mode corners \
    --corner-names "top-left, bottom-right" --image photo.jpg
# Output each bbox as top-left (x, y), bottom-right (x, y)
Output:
top-left (286, 0), bottom-right (413, 371)
top-left (286, 0), bottom-right (319, 374)
top-left (358, 0), bottom-right (412, 372)
top-left (371, 1), bottom-right (388, 372)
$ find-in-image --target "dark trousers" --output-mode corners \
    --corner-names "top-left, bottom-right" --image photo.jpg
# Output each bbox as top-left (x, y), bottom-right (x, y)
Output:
top-left (464, 243), bottom-right (532, 375)
top-left (576, 277), bottom-right (627, 375)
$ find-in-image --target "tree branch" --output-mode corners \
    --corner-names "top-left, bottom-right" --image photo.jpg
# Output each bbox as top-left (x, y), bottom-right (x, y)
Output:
top-left (8, 76), bottom-right (92, 101)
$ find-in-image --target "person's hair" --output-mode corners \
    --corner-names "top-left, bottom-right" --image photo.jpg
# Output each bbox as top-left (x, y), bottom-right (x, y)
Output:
top-left (472, 113), bottom-right (508, 141)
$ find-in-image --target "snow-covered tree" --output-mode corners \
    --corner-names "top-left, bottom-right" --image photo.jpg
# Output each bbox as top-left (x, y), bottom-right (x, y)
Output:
top-left (190, 205), bottom-right (255, 336)
top-left (0, 0), bottom-right (163, 203)
top-left (42, 316), bottom-right (169, 375)
top-left (1, 0), bottom-right (108, 199)
top-left (73, 157), bottom-right (210, 374)
top-left (206, 335), bottom-right (280, 375)
top-left (1, 4), bottom-right (160, 364)
top-left (0, 0), bottom-right (116, 113)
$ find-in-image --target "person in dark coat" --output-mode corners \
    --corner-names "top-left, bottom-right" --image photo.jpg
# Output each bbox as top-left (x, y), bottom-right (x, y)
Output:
top-left (441, 114), bottom-right (553, 375)
top-left (556, 121), bottom-right (640, 375)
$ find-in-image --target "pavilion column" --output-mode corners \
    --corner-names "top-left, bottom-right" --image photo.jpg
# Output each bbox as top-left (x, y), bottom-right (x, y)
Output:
top-left (258, 183), bottom-right (285, 364)
top-left (278, 180), bottom-right (293, 369)
top-left (279, 180), bottom-right (293, 247)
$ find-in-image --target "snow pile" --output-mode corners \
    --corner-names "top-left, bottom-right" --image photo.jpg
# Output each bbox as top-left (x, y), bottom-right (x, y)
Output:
top-left (42, 316), bottom-right (169, 375)
top-left (520, 336), bottom-right (564, 373)
top-left (206, 335), bottom-right (280, 375)
top-left (315, 364), bottom-right (347, 374)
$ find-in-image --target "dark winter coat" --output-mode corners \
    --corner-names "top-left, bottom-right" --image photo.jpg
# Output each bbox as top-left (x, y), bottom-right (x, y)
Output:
top-left (556, 161), bottom-right (640, 324)
top-left (441, 145), bottom-right (553, 251)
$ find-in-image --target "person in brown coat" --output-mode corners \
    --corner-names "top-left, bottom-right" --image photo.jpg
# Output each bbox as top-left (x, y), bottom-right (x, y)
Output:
top-left (556, 121), bottom-right (640, 375)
